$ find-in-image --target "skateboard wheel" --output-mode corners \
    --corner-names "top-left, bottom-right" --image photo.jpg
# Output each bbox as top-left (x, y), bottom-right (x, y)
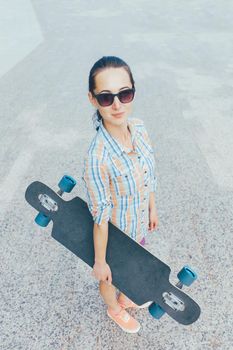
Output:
top-left (177, 266), bottom-right (198, 286)
top-left (35, 212), bottom-right (51, 227)
top-left (58, 175), bottom-right (76, 193)
top-left (149, 302), bottom-right (165, 319)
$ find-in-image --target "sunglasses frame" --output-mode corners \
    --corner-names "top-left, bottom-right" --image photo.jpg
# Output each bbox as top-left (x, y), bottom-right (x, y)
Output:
top-left (93, 87), bottom-right (136, 107)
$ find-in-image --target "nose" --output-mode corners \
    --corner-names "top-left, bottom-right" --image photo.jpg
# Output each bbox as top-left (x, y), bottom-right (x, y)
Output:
top-left (112, 95), bottom-right (121, 109)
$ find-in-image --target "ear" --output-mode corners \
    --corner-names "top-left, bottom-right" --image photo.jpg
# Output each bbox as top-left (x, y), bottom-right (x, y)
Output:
top-left (88, 91), bottom-right (98, 108)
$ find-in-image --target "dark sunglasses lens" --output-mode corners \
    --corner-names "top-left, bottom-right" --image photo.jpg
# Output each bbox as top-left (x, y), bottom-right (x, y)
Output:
top-left (97, 93), bottom-right (113, 106)
top-left (119, 89), bottom-right (134, 103)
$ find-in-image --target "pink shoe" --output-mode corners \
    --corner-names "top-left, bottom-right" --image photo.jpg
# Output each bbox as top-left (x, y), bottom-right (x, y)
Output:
top-left (107, 306), bottom-right (141, 333)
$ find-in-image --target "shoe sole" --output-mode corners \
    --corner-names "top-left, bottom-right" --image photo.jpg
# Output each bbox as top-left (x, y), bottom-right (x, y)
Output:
top-left (137, 301), bottom-right (153, 309)
top-left (107, 310), bottom-right (141, 334)
top-left (119, 301), bottom-right (153, 309)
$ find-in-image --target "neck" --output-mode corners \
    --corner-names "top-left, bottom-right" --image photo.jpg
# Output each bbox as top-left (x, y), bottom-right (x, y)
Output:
top-left (103, 120), bottom-right (130, 142)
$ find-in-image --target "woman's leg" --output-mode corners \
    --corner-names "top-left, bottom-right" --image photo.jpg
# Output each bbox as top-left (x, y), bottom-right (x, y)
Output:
top-left (99, 281), bottom-right (121, 312)
top-left (100, 282), bottom-right (141, 333)
top-left (118, 291), bottom-right (134, 304)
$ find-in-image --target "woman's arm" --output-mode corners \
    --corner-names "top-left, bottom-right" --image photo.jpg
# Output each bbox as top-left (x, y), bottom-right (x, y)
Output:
top-left (92, 222), bottom-right (112, 284)
top-left (149, 192), bottom-right (156, 209)
top-left (148, 192), bottom-right (159, 231)
top-left (93, 222), bottom-right (109, 263)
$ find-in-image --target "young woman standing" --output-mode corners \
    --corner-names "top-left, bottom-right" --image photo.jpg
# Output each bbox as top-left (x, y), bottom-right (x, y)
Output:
top-left (82, 56), bottom-right (159, 333)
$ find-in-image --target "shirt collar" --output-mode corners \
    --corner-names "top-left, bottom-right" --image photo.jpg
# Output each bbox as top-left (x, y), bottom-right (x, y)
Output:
top-left (98, 118), bottom-right (138, 157)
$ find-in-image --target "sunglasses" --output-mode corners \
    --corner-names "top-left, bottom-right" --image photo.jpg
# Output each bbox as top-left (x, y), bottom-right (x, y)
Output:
top-left (93, 88), bottom-right (135, 107)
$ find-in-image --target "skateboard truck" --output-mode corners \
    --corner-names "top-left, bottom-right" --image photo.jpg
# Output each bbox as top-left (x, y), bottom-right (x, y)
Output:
top-left (38, 194), bottom-right (58, 212)
top-left (162, 292), bottom-right (185, 311)
top-left (149, 266), bottom-right (198, 319)
top-left (35, 175), bottom-right (77, 227)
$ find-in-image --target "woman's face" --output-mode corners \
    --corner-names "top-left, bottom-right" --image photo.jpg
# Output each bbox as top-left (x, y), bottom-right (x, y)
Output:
top-left (88, 67), bottom-right (134, 126)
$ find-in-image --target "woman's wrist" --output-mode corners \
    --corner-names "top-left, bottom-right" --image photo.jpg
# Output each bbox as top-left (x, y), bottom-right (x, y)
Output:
top-left (94, 259), bottom-right (106, 265)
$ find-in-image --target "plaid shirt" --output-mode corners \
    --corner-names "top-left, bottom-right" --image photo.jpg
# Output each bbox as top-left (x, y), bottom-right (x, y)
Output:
top-left (82, 117), bottom-right (157, 242)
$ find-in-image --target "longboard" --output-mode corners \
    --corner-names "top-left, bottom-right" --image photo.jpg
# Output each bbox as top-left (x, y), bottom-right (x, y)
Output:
top-left (25, 177), bottom-right (201, 325)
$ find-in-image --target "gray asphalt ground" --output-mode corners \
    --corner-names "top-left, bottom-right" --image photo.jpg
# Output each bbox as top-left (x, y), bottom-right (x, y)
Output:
top-left (0, 1), bottom-right (233, 349)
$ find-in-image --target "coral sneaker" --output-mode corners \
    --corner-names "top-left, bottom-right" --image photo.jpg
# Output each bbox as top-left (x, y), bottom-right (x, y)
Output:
top-left (107, 306), bottom-right (141, 333)
top-left (118, 294), bottom-right (152, 310)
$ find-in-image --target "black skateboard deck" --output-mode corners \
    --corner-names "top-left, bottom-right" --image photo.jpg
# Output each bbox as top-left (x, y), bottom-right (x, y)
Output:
top-left (25, 180), bottom-right (201, 325)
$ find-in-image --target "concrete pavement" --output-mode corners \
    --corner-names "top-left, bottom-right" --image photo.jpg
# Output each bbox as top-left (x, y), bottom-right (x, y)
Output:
top-left (0, 1), bottom-right (232, 349)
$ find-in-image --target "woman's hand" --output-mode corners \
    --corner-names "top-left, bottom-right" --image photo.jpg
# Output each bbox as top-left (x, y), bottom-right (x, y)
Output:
top-left (92, 261), bottom-right (112, 285)
top-left (148, 205), bottom-right (159, 232)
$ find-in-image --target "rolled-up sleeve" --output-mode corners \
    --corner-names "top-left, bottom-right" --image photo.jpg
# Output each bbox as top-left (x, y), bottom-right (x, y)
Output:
top-left (148, 150), bottom-right (157, 193)
top-left (140, 121), bottom-right (158, 193)
top-left (82, 155), bottom-right (112, 225)
top-left (150, 170), bottom-right (157, 193)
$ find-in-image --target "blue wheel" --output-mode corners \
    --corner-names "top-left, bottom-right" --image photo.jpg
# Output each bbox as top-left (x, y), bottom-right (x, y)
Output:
top-left (149, 302), bottom-right (165, 319)
top-left (35, 212), bottom-right (51, 227)
top-left (58, 175), bottom-right (77, 193)
top-left (177, 266), bottom-right (198, 286)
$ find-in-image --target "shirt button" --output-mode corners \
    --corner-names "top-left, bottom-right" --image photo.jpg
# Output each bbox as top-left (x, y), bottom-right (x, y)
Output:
top-left (145, 184), bottom-right (148, 187)
top-left (138, 156), bottom-right (141, 159)
top-left (144, 171), bottom-right (147, 174)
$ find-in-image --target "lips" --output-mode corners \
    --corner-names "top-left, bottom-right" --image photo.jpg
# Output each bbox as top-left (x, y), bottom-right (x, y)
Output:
top-left (113, 112), bottom-right (124, 117)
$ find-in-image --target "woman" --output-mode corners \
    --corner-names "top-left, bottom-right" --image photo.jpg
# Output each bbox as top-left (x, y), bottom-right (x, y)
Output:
top-left (82, 56), bottom-right (159, 333)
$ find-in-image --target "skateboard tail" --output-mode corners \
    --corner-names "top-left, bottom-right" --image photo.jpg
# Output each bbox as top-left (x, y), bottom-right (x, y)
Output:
top-left (153, 282), bottom-right (201, 325)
